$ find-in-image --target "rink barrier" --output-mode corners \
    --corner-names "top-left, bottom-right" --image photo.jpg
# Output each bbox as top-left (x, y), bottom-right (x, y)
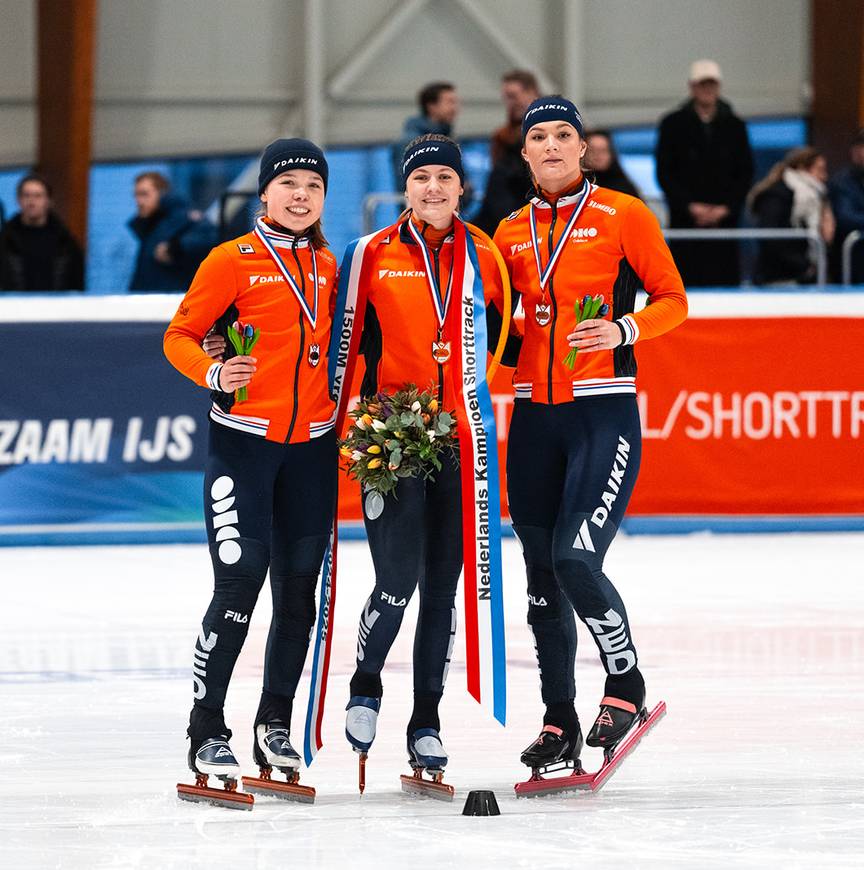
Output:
top-left (2, 291), bottom-right (862, 546)
top-left (3, 515), bottom-right (864, 547)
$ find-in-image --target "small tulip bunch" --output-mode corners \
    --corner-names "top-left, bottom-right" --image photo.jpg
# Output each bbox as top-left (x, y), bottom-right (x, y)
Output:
top-left (339, 384), bottom-right (457, 495)
top-left (562, 294), bottom-right (610, 370)
top-left (226, 320), bottom-right (261, 402)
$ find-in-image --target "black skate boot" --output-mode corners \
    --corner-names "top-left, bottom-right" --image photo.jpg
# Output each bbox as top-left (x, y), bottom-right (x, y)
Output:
top-left (177, 735), bottom-right (253, 810)
top-left (241, 724), bottom-right (315, 803)
top-left (587, 671), bottom-right (647, 756)
top-left (520, 721), bottom-right (584, 771)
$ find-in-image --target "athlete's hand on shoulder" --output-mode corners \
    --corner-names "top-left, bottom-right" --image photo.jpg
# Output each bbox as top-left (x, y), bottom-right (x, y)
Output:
top-left (567, 319), bottom-right (622, 353)
top-left (203, 330), bottom-right (226, 360)
top-left (218, 355), bottom-right (257, 391)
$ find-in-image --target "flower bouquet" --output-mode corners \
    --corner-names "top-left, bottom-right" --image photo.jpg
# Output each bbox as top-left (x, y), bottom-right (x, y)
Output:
top-left (226, 320), bottom-right (261, 402)
top-left (562, 294), bottom-right (610, 369)
top-left (339, 385), bottom-right (457, 496)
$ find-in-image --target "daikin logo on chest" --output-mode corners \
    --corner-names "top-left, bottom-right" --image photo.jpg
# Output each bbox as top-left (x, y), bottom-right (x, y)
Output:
top-left (378, 268), bottom-right (426, 279)
top-left (249, 274), bottom-right (285, 286)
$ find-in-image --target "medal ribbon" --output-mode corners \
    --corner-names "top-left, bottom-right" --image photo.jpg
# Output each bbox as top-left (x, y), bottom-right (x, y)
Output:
top-left (405, 217), bottom-right (454, 330)
top-left (254, 218), bottom-right (319, 329)
top-left (528, 180), bottom-right (592, 291)
top-left (329, 218), bottom-right (507, 727)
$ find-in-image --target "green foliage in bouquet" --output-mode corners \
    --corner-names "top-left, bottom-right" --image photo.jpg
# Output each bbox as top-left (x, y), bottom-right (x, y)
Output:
top-left (339, 385), bottom-right (457, 496)
top-left (562, 294), bottom-right (609, 369)
top-left (226, 320), bottom-right (261, 402)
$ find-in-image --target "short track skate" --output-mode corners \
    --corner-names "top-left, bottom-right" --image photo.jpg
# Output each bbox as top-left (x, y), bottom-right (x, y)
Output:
top-left (241, 767), bottom-right (316, 803)
top-left (177, 737), bottom-right (254, 810)
top-left (176, 773), bottom-right (255, 810)
top-left (400, 728), bottom-right (455, 802)
top-left (514, 700), bottom-right (666, 798)
top-left (241, 725), bottom-right (316, 803)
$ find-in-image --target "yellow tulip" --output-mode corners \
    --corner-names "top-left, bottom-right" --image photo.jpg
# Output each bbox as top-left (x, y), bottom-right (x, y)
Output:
top-left (367, 445), bottom-right (382, 454)
top-left (429, 399), bottom-right (439, 413)
top-left (339, 446), bottom-right (353, 458)
top-left (361, 414), bottom-right (374, 428)
top-left (367, 458), bottom-right (382, 469)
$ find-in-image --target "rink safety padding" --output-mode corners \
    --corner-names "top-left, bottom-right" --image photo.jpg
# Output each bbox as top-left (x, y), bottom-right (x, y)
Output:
top-left (1, 291), bottom-right (863, 545)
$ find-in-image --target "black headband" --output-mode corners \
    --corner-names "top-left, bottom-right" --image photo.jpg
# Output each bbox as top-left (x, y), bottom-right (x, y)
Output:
top-left (258, 138), bottom-right (328, 195)
top-left (401, 139), bottom-right (464, 187)
top-left (522, 97), bottom-right (585, 140)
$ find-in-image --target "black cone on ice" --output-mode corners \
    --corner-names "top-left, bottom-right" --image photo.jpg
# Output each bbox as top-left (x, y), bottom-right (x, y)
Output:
top-left (462, 789), bottom-right (500, 816)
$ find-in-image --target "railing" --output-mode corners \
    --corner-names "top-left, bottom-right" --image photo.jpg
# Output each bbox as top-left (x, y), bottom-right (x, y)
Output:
top-left (361, 193), bottom-right (830, 286)
top-left (219, 190), bottom-right (257, 241)
top-left (362, 192), bottom-right (406, 234)
top-left (660, 228), bottom-right (827, 286)
top-left (842, 230), bottom-right (863, 286)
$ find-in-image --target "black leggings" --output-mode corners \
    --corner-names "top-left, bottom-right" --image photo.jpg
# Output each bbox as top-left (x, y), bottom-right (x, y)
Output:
top-left (188, 424), bottom-right (337, 741)
top-left (350, 455), bottom-right (462, 722)
top-left (506, 396), bottom-right (642, 706)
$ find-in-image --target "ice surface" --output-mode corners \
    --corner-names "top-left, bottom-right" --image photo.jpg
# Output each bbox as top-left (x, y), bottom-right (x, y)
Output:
top-left (2, 533), bottom-right (863, 869)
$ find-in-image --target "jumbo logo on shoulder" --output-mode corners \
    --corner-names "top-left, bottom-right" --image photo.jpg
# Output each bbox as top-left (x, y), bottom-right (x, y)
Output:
top-left (431, 340), bottom-right (451, 364)
top-left (535, 304), bottom-right (552, 327)
top-left (308, 344), bottom-right (321, 367)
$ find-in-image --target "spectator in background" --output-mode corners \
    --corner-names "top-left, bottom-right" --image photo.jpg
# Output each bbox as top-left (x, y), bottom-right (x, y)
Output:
top-left (474, 69), bottom-right (540, 234)
top-left (828, 128), bottom-right (864, 283)
top-left (655, 59), bottom-right (753, 286)
top-left (748, 147), bottom-right (834, 285)
top-left (128, 171), bottom-right (215, 292)
top-left (392, 82), bottom-right (461, 191)
top-left (0, 173), bottom-right (84, 291)
top-left (584, 130), bottom-right (640, 198)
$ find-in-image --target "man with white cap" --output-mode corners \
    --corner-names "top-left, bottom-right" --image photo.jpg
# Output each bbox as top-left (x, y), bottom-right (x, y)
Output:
top-left (655, 59), bottom-right (753, 286)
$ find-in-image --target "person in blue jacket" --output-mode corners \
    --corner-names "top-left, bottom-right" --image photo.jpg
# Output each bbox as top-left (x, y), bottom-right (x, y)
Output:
top-left (128, 171), bottom-right (216, 292)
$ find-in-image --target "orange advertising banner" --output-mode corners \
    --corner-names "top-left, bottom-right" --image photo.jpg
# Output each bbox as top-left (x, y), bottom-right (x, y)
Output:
top-left (337, 316), bottom-right (864, 521)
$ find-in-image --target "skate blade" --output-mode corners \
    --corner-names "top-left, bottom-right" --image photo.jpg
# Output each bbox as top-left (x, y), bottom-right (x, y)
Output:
top-left (176, 782), bottom-right (254, 810)
top-left (514, 701), bottom-right (667, 798)
top-left (400, 773), bottom-right (455, 802)
top-left (588, 700), bottom-right (666, 793)
top-left (241, 775), bottom-right (316, 803)
top-left (514, 765), bottom-right (593, 798)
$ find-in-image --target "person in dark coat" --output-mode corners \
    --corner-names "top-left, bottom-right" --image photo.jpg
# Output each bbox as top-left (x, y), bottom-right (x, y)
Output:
top-left (474, 69), bottom-right (540, 234)
top-left (584, 130), bottom-right (641, 198)
top-left (828, 128), bottom-right (864, 283)
top-left (128, 171), bottom-right (216, 292)
top-left (748, 147), bottom-right (833, 284)
top-left (0, 173), bottom-right (84, 291)
top-left (655, 59), bottom-right (754, 286)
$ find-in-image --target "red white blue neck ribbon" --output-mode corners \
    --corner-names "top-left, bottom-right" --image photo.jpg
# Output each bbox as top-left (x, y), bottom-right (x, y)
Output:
top-left (528, 179), bottom-right (591, 291)
top-left (328, 217), bottom-right (507, 726)
top-left (405, 216), bottom-right (454, 329)
top-left (254, 217), bottom-right (319, 329)
top-left (302, 528), bottom-right (335, 765)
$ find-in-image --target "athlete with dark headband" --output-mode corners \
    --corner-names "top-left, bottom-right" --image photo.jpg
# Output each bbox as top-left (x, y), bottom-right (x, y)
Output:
top-left (494, 97), bottom-right (687, 774)
top-left (165, 138), bottom-right (339, 807)
top-left (332, 133), bottom-right (512, 794)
